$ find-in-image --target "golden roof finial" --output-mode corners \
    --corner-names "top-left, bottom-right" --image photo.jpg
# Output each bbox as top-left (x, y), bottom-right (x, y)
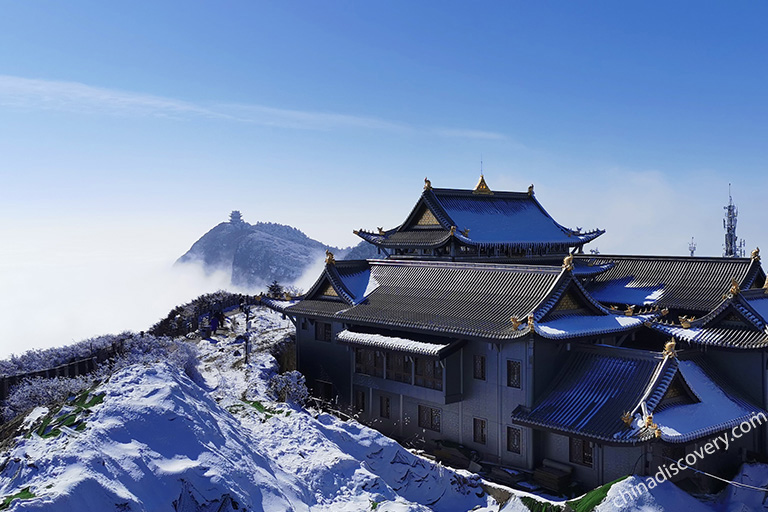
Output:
top-left (730, 278), bottom-right (741, 296)
top-left (678, 315), bottom-right (693, 328)
top-left (763, 276), bottom-right (768, 292)
top-left (644, 413), bottom-right (655, 428)
top-left (528, 183), bottom-right (534, 196)
top-left (377, 226), bottom-right (385, 235)
top-left (663, 339), bottom-right (677, 358)
top-left (325, 250), bottom-right (336, 265)
top-left (510, 316), bottom-right (522, 330)
top-left (624, 305), bottom-right (636, 317)
top-left (424, 177), bottom-right (432, 190)
top-left (473, 174), bottom-right (493, 195)
top-left (527, 313), bottom-right (535, 329)
top-left (752, 247), bottom-right (761, 262)
top-left (449, 225), bottom-right (457, 236)
top-left (460, 227), bottom-right (470, 237)
top-left (621, 411), bottom-right (632, 427)
top-left (562, 253), bottom-right (574, 271)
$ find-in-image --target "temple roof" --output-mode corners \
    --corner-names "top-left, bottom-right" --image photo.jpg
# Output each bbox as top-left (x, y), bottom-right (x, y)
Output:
top-left (275, 259), bottom-right (656, 341)
top-left (355, 185), bottom-right (603, 251)
top-left (335, 329), bottom-right (464, 359)
top-left (512, 346), bottom-right (762, 444)
top-left (650, 288), bottom-right (768, 350)
top-left (580, 254), bottom-right (765, 314)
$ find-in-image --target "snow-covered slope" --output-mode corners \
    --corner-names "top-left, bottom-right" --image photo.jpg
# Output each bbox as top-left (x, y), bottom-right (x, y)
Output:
top-left (0, 309), bottom-right (524, 511)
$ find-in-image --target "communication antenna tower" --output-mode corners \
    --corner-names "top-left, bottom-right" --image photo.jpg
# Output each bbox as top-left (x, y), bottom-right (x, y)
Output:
top-left (688, 237), bottom-right (696, 257)
top-left (723, 184), bottom-right (746, 257)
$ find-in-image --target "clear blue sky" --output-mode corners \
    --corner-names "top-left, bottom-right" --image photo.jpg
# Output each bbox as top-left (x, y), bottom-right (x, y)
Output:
top-left (0, 2), bottom-right (766, 354)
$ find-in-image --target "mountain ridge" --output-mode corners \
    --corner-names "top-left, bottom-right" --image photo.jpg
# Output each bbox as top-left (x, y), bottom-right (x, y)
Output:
top-left (176, 212), bottom-right (379, 290)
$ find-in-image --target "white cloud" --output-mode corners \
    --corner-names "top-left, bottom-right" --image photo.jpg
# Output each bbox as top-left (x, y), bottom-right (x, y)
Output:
top-left (0, 74), bottom-right (506, 140)
top-left (432, 128), bottom-right (508, 141)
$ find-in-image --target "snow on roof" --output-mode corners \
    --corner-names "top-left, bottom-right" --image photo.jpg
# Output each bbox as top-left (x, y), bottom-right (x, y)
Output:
top-left (335, 266), bottom-right (378, 304)
top-left (434, 191), bottom-right (581, 244)
top-left (745, 294), bottom-right (768, 321)
top-left (259, 297), bottom-right (298, 314)
top-left (336, 329), bottom-right (451, 357)
top-left (588, 277), bottom-right (666, 306)
top-left (584, 255), bottom-right (762, 313)
top-left (535, 313), bottom-right (653, 340)
top-left (654, 360), bottom-right (762, 443)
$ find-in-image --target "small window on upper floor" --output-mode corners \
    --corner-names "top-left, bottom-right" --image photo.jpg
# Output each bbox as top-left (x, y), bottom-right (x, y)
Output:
top-left (473, 354), bottom-right (486, 380)
top-left (507, 359), bottom-right (521, 388)
top-left (315, 322), bottom-right (332, 342)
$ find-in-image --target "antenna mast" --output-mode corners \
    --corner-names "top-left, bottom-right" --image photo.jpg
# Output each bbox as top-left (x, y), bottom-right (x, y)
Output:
top-left (723, 184), bottom-right (746, 257)
top-left (688, 237), bottom-right (696, 257)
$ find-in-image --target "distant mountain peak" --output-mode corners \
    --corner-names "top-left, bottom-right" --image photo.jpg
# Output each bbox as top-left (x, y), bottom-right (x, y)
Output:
top-left (177, 213), bottom-right (379, 290)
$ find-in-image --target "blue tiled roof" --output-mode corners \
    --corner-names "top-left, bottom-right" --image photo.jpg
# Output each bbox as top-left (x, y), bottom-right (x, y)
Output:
top-left (512, 346), bottom-right (764, 444)
top-left (581, 255), bottom-right (765, 314)
top-left (654, 358), bottom-right (763, 444)
top-left (513, 346), bottom-right (674, 443)
top-left (649, 289), bottom-right (768, 349)
top-left (356, 188), bottom-right (603, 250)
top-left (273, 259), bottom-right (653, 341)
top-left (428, 189), bottom-right (602, 245)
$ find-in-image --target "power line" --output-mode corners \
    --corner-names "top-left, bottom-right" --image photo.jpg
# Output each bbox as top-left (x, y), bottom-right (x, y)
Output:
top-left (661, 456), bottom-right (768, 492)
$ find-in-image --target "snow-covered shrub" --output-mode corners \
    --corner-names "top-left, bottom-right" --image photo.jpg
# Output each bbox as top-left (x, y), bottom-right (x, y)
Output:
top-left (268, 371), bottom-right (309, 405)
top-left (1, 333), bottom-right (199, 423)
top-left (0, 334), bottom-right (124, 377)
top-left (1, 375), bottom-right (91, 422)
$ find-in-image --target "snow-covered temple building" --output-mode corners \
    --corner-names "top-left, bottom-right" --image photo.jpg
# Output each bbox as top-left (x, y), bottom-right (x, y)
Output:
top-left (263, 177), bottom-right (768, 492)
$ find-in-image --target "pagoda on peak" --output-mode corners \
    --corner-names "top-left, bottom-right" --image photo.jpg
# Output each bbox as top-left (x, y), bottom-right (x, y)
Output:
top-left (354, 176), bottom-right (604, 260)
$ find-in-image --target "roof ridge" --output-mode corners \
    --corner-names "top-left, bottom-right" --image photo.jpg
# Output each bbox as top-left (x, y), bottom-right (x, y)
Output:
top-left (576, 254), bottom-right (753, 262)
top-left (369, 259), bottom-right (564, 273)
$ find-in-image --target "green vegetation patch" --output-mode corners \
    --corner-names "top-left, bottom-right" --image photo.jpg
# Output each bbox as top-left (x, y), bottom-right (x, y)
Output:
top-left (0, 487), bottom-right (35, 510)
top-left (33, 388), bottom-right (105, 439)
top-left (228, 399), bottom-right (291, 421)
top-left (566, 476), bottom-right (628, 512)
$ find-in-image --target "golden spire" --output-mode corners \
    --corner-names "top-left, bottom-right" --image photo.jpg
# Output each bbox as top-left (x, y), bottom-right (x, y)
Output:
top-left (473, 175), bottom-right (493, 195)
